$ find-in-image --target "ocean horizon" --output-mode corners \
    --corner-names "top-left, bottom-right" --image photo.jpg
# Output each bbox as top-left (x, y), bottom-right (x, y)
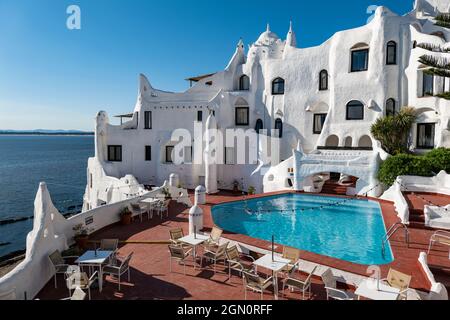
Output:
top-left (0, 135), bottom-right (94, 258)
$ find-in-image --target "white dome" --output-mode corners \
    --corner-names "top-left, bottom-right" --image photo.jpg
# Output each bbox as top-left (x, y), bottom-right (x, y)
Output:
top-left (256, 25), bottom-right (280, 46)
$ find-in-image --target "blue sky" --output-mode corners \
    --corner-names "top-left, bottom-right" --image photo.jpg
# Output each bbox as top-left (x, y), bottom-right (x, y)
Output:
top-left (0, 0), bottom-right (414, 131)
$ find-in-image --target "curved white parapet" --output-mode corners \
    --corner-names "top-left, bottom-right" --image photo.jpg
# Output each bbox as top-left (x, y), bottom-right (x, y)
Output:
top-left (0, 182), bottom-right (164, 300)
top-left (382, 171), bottom-right (450, 225)
top-left (418, 252), bottom-right (449, 300)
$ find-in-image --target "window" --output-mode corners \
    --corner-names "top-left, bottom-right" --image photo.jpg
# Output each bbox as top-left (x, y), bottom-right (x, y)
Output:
top-left (255, 119), bottom-right (264, 134)
top-left (272, 78), bottom-right (285, 95)
top-left (313, 114), bottom-right (327, 134)
top-left (165, 146), bottom-right (174, 163)
top-left (144, 111), bottom-right (152, 129)
top-left (423, 73), bottom-right (434, 96)
top-left (319, 70), bottom-right (328, 91)
top-left (145, 146), bottom-right (152, 161)
top-left (346, 100), bottom-right (364, 120)
top-left (89, 173), bottom-right (93, 189)
top-left (274, 118), bottom-right (283, 138)
top-left (239, 75), bottom-right (250, 91)
top-left (107, 145), bottom-right (122, 162)
top-left (235, 107), bottom-right (249, 126)
top-left (386, 98), bottom-right (396, 117)
top-left (417, 123), bottom-right (435, 149)
top-left (351, 49), bottom-right (369, 72)
top-left (197, 110), bottom-right (203, 122)
top-left (386, 41), bottom-right (397, 65)
top-left (225, 147), bottom-right (235, 165)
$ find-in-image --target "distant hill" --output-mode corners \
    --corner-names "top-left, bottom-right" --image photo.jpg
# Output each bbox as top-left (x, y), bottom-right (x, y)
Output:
top-left (0, 129), bottom-right (94, 136)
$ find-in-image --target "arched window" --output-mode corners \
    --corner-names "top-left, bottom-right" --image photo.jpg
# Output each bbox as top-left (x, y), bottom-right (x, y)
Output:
top-left (255, 119), bottom-right (264, 134)
top-left (325, 135), bottom-right (339, 148)
top-left (239, 75), bottom-right (250, 91)
top-left (346, 100), bottom-right (364, 120)
top-left (235, 98), bottom-right (249, 126)
top-left (386, 41), bottom-right (397, 65)
top-left (344, 137), bottom-right (353, 148)
top-left (319, 70), bottom-right (328, 91)
top-left (386, 98), bottom-right (396, 117)
top-left (274, 118), bottom-right (283, 138)
top-left (359, 135), bottom-right (373, 149)
top-left (272, 78), bottom-right (285, 95)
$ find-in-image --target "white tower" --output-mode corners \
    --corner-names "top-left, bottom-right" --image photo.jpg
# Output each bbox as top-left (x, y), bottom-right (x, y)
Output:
top-left (286, 21), bottom-right (297, 48)
top-left (205, 112), bottom-right (219, 194)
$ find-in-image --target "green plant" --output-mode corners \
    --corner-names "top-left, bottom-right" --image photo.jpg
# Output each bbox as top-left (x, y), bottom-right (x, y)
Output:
top-left (248, 186), bottom-right (256, 195)
top-left (162, 187), bottom-right (171, 199)
top-left (370, 107), bottom-right (417, 155)
top-left (119, 207), bottom-right (132, 218)
top-left (72, 224), bottom-right (88, 238)
top-left (424, 148), bottom-right (450, 173)
top-left (377, 154), bottom-right (434, 186)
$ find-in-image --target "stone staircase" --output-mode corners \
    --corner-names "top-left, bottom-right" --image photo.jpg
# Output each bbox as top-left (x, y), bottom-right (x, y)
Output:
top-left (321, 180), bottom-right (350, 196)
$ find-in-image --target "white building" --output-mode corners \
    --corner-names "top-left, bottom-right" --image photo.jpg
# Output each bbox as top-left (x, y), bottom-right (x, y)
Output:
top-left (84, 0), bottom-right (450, 210)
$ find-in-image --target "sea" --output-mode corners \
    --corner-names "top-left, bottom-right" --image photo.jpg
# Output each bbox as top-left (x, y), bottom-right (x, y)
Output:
top-left (0, 135), bottom-right (94, 259)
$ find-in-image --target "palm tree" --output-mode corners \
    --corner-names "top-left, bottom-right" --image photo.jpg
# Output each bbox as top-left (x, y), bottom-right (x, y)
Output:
top-left (371, 107), bottom-right (417, 155)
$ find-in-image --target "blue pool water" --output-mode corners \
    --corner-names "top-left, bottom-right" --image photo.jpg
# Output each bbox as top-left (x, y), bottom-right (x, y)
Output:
top-left (212, 194), bottom-right (394, 265)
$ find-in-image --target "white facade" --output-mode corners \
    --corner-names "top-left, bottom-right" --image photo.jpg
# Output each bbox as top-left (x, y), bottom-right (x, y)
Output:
top-left (85, 0), bottom-right (450, 207)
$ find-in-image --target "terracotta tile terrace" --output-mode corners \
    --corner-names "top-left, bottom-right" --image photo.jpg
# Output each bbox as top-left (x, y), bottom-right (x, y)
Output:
top-left (36, 191), bottom-right (450, 300)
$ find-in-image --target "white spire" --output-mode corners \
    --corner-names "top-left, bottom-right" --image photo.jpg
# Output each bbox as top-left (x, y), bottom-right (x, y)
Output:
top-left (286, 20), bottom-right (297, 48)
top-left (266, 23), bottom-right (270, 32)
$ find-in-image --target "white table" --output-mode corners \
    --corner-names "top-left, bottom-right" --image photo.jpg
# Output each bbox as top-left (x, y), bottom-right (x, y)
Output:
top-left (253, 254), bottom-right (291, 300)
top-left (179, 234), bottom-right (210, 269)
top-left (140, 198), bottom-right (160, 217)
top-left (355, 278), bottom-right (400, 300)
top-left (76, 250), bottom-right (113, 292)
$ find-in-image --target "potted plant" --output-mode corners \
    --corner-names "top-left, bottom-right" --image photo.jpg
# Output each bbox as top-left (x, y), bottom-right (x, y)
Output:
top-left (73, 224), bottom-right (89, 249)
top-left (248, 186), bottom-right (256, 196)
top-left (162, 187), bottom-right (171, 200)
top-left (120, 207), bottom-right (133, 225)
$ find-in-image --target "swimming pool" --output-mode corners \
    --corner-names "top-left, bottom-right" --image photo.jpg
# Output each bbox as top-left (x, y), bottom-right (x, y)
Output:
top-left (212, 194), bottom-right (394, 265)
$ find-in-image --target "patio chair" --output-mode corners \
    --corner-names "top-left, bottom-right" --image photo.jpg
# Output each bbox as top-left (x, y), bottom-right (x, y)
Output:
top-left (203, 226), bottom-right (223, 253)
top-left (155, 200), bottom-right (170, 219)
top-left (61, 287), bottom-right (87, 301)
top-left (382, 268), bottom-right (412, 300)
top-left (169, 228), bottom-right (192, 249)
top-left (282, 265), bottom-right (318, 300)
top-left (242, 271), bottom-right (274, 300)
top-left (281, 246), bottom-right (301, 276)
top-left (129, 203), bottom-right (147, 222)
top-left (201, 242), bottom-right (229, 274)
top-left (428, 230), bottom-right (450, 254)
top-left (168, 245), bottom-right (193, 275)
top-left (225, 245), bottom-right (255, 279)
top-left (102, 252), bottom-right (134, 291)
top-left (48, 250), bottom-right (80, 288)
top-left (100, 238), bottom-right (119, 264)
top-left (66, 271), bottom-right (98, 300)
top-left (321, 268), bottom-right (356, 300)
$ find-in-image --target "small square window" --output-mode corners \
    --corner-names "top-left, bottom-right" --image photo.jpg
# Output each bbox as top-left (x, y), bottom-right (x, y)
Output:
top-left (313, 114), bottom-right (327, 134)
top-left (166, 146), bottom-right (174, 163)
top-left (145, 146), bottom-right (152, 161)
top-left (108, 145), bottom-right (122, 162)
top-left (235, 107), bottom-right (249, 126)
top-left (351, 49), bottom-right (369, 72)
